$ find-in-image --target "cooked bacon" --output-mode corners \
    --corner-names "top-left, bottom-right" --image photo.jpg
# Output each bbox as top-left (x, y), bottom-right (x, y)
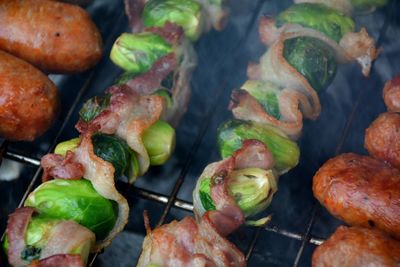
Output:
top-left (29, 254), bottom-right (84, 267)
top-left (73, 132), bottom-right (130, 251)
top-left (383, 75), bottom-right (400, 112)
top-left (137, 215), bottom-right (246, 267)
top-left (230, 89), bottom-right (311, 139)
top-left (145, 22), bottom-right (184, 45)
top-left (6, 207), bottom-right (35, 267)
top-left (41, 151), bottom-right (84, 182)
top-left (40, 221), bottom-right (95, 260)
top-left (125, 53), bottom-right (177, 95)
top-left (250, 33), bottom-right (321, 121)
top-left (124, 0), bottom-right (146, 33)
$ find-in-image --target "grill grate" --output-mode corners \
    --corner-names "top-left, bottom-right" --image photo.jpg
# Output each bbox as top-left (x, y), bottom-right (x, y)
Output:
top-left (0, 0), bottom-right (398, 266)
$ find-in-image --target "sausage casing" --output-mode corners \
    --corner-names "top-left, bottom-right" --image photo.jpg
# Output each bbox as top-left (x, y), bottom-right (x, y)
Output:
top-left (0, 0), bottom-right (102, 74)
top-left (365, 112), bottom-right (400, 169)
top-left (312, 226), bottom-right (400, 267)
top-left (0, 51), bottom-right (59, 141)
top-left (313, 153), bottom-right (400, 238)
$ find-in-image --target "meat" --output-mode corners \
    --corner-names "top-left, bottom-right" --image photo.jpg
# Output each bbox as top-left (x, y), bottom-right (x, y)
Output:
top-left (6, 207), bottom-right (35, 267)
top-left (365, 112), bottom-right (400, 169)
top-left (0, 51), bottom-right (59, 141)
top-left (383, 75), bottom-right (400, 112)
top-left (29, 255), bottom-right (84, 267)
top-left (313, 153), bottom-right (400, 238)
top-left (137, 215), bottom-right (246, 267)
top-left (0, 0), bottom-right (102, 74)
top-left (312, 226), bottom-right (400, 267)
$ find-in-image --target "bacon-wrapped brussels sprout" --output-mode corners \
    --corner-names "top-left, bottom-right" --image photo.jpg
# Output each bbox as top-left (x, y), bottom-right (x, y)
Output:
top-left (24, 179), bottom-right (118, 241)
top-left (4, 208), bottom-right (95, 266)
top-left (143, 0), bottom-right (203, 41)
top-left (283, 37), bottom-right (337, 92)
top-left (110, 32), bottom-right (173, 74)
top-left (194, 168), bottom-right (277, 219)
top-left (217, 120), bottom-right (300, 173)
top-left (276, 3), bottom-right (355, 42)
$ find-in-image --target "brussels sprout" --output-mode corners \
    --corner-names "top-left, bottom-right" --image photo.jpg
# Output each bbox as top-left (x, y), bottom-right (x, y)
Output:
top-left (79, 94), bottom-right (111, 123)
top-left (143, 0), bottom-right (203, 41)
top-left (54, 138), bottom-right (80, 156)
top-left (283, 36), bottom-right (337, 92)
top-left (350, 0), bottom-right (387, 10)
top-left (3, 215), bottom-right (93, 264)
top-left (24, 179), bottom-right (118, 240)
top-left (143, 120), bottom-right (176, 165)
top-left (217, 120), bottom-right (300, 173)
top-left (110, 33), bottom-right (173, 74)
top-left (92, 133), bottom-right (139, 179)
top-left (276, 3), bottom-right (355, 43)
top-left (197, 168), bottom-right (277, 217)
top-left (241, 80), bottom-right (281, 120)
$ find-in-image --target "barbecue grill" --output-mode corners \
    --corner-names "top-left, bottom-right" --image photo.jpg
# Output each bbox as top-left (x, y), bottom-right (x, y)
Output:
top-left (1, 0), bottom-right (399, 266)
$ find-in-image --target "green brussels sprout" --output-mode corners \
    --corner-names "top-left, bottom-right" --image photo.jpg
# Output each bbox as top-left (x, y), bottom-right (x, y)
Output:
top-left (197, 168), bottom-right (277, 218)
top-left (3, 215), bottom-right (93, 265)
top-left (241, 80), bottom-right (281, 120)
top-left (110, 32), bottom-right (173, 74)
top-left (143, 120), bottom-right (176, 165)
top-left (54, 138), bottom-right (80, 157)
top-left (283, 36), bottom-right (337, 92)
top-left (24, 179), bottom-right (118, 240)
top-left (276, 3), bottom-right (355, 43)
top-left (217, 120), bottom-right (300, 173)
top-left (79, 94), bottom-right (111, 123)
top-left (350, 0), bottom-right (388, 10)
top-left (91, 133), bottom-right (139, 179)
top-left (143, 0), bottom-right (203, 41)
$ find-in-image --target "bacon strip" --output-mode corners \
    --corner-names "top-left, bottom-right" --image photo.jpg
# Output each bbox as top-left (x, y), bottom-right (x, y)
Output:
top-left (230, 89), bottom-right (311, 139)
top-left (137, 215), bottom-right (245, 267)
top-left (6, 207), bottom-right (35, 267)
top-left (124, 0), bottom-right (146, 33)
top-left (29, 254), bottom-right (84, 267)
top-left (41, 152), bottom-right (84, 182)
top-left (73, 132), bottom-right (129, 251)
top-left (40, 221), bottom-right (95, 261)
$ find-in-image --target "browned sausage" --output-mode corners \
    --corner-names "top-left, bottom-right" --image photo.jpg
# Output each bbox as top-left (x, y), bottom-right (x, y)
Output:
top-left (0, 51), bottom-right (59, 141)
top-left (0, 0), bottom-right (102, 74)
top-left (365, 112), bottom-right (400, 169)
top-left (313, 153), bottom-right (400, 238)
top-left (312, 226), bottom-right (400, 267)
top-left (383, 75), bottom-right (400, 112)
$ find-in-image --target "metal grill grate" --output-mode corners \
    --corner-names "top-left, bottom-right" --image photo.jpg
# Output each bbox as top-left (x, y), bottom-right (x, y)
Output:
top-left (0, 0), bottom-right (398, 266)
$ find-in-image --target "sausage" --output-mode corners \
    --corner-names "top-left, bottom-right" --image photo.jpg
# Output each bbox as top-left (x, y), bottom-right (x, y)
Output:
top-left (365, 112), bottom-right (400, 169)
top-left (0, 51), bottom-right (59, 141)
top-left (0, 0), bottom-right (102, 74)
top-left (313, 153), bottom-right (400, 238)
top-left (312, 226), bottom-right (400, 267)
top-left (383, 75), bottom-right (400, 112)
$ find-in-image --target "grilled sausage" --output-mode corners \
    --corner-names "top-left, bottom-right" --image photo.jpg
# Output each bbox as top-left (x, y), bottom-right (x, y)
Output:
top-left (312, 226), bottom-right (400, 267)
top-left (365, 112), bottom-right (400, 169)
top-left (0, 0), bottom-right (102, 74)
top-left (313, 153), bottom-right (400, 238)
top-left (383, 75), bottom-right (400, 112)
top-left (0, 51), bottom-right (59, 141)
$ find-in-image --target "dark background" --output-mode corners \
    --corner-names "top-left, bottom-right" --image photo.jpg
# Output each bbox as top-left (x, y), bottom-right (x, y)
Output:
top-left (0, 0), bottom-right (399, 266)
